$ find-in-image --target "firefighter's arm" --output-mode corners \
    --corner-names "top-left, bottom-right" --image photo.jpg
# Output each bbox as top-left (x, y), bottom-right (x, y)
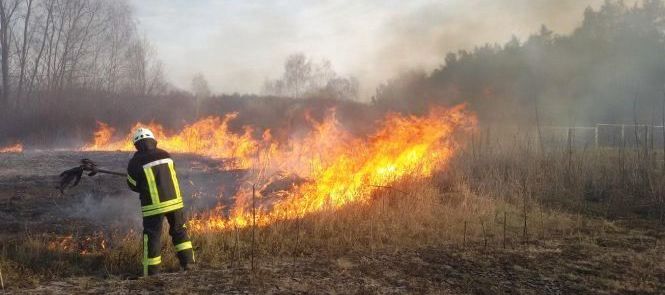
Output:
top-left (126, 159), bottom-right (140, 192)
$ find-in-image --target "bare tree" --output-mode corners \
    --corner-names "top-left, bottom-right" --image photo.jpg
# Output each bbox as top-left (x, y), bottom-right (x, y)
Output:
top-left (284, 53), bottom-right (311, 98)
top-left (15, 0), bottom-right (33, 107)
top-left (26, 0), bottom-right (54, 103)
top-left (264, 53), bottom-right (358, 100)
top-left (310, 58), bottom-right (335, 90)
top-left (324, 76), bottom-right (359, 100)
top-left (123, 36), bottom-right (165, 96)
top-left (0, 0), bottom-right (165, 114)
top-left (0, 0), bottom-right (19, 107)
top-left (191, 72), bottom-right (211, 116)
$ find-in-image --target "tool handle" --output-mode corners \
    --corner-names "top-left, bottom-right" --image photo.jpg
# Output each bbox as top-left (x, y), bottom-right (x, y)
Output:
top-left (96, 169), bottom-right (127, 177)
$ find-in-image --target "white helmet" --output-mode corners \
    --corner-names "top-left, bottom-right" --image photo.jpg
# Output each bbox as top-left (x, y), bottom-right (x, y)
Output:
top-left (133, 128), bottom-right (155, 144)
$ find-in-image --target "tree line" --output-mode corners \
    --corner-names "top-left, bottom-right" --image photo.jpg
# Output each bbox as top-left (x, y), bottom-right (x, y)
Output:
top-left (0, 0), bottom-right (164, 113)
top-left (262, 53), bottom-right (359, 100)
top-left (374, 0), bottom-right (665, 126)
top-left (3, 0), bottom-right (665, 146)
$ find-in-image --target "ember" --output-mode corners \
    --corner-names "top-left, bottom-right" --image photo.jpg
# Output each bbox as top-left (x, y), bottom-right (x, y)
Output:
top-left (47, 232), bottom-right (108, 255)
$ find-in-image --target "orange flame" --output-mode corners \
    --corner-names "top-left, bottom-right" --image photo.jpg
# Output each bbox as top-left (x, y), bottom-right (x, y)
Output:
top-left (83, 105), bottom-right (475, 232)
top-left (189, 105), bottom-right (476, 231)
top-left (83, 113), bottom-right (261, 169)
top-left (0, 143), bottom-right (23, 153)
top-left (47, 232), bottom-right (108, 255)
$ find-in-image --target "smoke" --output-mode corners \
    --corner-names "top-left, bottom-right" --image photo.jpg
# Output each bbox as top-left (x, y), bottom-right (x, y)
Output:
top-left (360, 0), bottom-right (604, 97)
top-left (69, 193), bottom-right (142, 229)
top-left (131, 0), bottom-right (603, 98)
top-left (370, 0), bottom-right (665, 127)
top-left (64, 157), bottom-right (250, 228)
top-left (2, 0), bottom-right (656, 146)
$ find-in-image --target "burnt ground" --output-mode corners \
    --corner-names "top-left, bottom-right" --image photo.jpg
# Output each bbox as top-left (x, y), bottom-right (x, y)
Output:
top-left (0, 151), bottom-right (244, 238)
top-left (1, 151), bottom-right (665, 294)
top-left (14, 235), bottom-right (665, 294)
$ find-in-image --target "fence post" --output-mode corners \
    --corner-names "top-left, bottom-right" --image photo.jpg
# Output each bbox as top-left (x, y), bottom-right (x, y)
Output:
top-left (567, 127), bottom-right (572, 150)
top-left (503, 212), bottom-right (507, 249)
top-left (595, 124), bottom-right (599, 148)
top-left (647, 124), bottom-right (656, 151)
top-left (463, 221), bottom-right (467, 248)
top-left (622, 124), bottom-right (625, 145)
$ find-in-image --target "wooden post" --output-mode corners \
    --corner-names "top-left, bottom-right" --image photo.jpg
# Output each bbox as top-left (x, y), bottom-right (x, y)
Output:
top-left (471, 132), bottom-right (476, 160)
top-left (293, 214), bottom-right (300, 274)
top-left (642, 125), bottom-right (647, 151)
top-left (662, 92), bottom-right (665, 170)
top-left (540, 205), bottom-right (545, 239)
top-left (480, 219), bottom-right (487, 249)
top-left (595, 124), bottom-right (599, 148)
top-left (534, 94), bottom-right (545, 154)
top-left (251, 184), bottom-right (256, 272)
top-left (523, 197), bottom-right (528, 245)
top-left (649, 124), bottom-right (656, 151)
top-left (662, 92), bottom-right (665, 223)
top-left (463, 221), bottom-right (467, 248)
top-left (567, 128), bottom-right (573, 173)
top-left (503, 212), bottom-right (507, 249)
top-left (234, 225), bottom-right (239, 268)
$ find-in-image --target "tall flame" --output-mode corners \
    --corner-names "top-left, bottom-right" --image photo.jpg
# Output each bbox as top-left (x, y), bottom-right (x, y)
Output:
top-left (84, 105), bottom-right (475, 231)
top-left (190, 105), bottom-right (476, 231)
top-left (83, 113), bottom-right (261, 169)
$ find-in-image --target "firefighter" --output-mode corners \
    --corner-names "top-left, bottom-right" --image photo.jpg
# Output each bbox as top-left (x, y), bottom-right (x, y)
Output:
top-left (126, 128), bottom-right (195, 276)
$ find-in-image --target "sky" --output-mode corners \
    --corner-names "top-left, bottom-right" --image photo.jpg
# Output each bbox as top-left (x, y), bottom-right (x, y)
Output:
top-left (129, 0), bottom-right (604, 99)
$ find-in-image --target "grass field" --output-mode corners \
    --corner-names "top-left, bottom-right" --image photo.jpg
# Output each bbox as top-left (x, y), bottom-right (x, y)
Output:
top-left (1, 138), bottom-right (664, 294)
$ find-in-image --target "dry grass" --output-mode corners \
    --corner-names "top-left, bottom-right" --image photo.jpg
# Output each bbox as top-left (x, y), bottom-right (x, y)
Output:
top-left (101, 175), bottom-right (582, 275)
top-left (2, 136), bottom-right (665, 292)
top-left (1, 175), bottom-right (581, 281)
top-left (452, 129), bottom-right (665, 221)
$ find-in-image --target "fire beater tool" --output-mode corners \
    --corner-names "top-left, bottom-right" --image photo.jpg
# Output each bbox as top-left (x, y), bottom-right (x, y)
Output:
top-left (58, 158), bottom-right (126, 193)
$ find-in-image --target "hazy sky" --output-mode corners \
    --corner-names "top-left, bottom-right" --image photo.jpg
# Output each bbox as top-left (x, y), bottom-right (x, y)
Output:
top-left (129, 0), bottom-right (604, 98)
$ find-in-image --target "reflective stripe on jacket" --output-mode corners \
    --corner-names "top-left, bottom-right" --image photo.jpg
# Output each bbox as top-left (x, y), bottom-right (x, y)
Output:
top-left (127, 144), bottom-right (184, 217)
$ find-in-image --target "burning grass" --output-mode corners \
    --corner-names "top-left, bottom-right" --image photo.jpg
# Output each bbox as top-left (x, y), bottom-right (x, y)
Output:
top-left (2, 150), bottom-right (663, 292)
top-left (82, 105), bottom-right (477, 233)
top-left (2, 111), bottom-right (665, 292)
top-left (0, 176), bottom-right (587, 286)
top-left (0, 143), bottom-right (23, 153)
top-left (1, 144), bottom-right (664, 292)
top-left (188, 105), bottom-right (476, 232)
top-left (84, 113), bottom-right (260, 169)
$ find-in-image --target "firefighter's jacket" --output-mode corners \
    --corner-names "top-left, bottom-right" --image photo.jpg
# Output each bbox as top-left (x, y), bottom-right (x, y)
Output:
top-left (127, 140), bottom-right (183, 217)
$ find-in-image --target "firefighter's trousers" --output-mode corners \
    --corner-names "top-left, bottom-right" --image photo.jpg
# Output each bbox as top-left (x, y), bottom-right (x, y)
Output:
top-left (142, 209), bottom-right (195, 276)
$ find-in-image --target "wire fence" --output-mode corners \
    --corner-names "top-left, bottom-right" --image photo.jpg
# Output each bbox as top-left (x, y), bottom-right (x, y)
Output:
top-left (539, 124), bottom-right (665, 149)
